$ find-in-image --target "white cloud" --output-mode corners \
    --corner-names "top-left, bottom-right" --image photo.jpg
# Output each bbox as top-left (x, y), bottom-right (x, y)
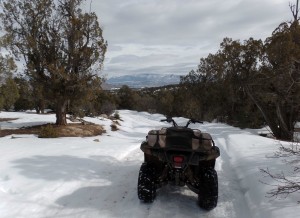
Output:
top-left (74, 0), bottom-right (294, 77)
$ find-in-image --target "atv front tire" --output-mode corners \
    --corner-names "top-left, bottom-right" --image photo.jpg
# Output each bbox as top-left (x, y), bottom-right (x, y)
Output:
top-left (198, 168), bottom-right (218, 210)
top-left (137, 163), bottom-right (156, 203)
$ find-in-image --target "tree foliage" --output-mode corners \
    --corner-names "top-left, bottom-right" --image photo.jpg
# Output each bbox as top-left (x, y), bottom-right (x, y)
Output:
top-left (177, 38), bottom-right (266, 128)
top-left (0, 54), bottom-right (16, 82)
top-left (13, 77), bottom-right (35, 111)
top-left (0, 52), bottom-right (18, 110)
top-left (258, 21), bottom-right (300, 140)
top-left (117, 85), bottom-right (139, 110)
top-left (0, 77), bottom-right (19, 110)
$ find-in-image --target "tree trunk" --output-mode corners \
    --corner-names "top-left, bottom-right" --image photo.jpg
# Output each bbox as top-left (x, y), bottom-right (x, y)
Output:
top-left (56, 99), bottom-right (68, 125)
top-left (39, 99), bottom-right (45, 114)
top-left (35, 99), bottom-right (45, 114)
top-left (35, 108), bottom-right (41, 114)
top-left (245, 86), bottom-right (282, 139)
top-left (275, 102), bottom-right (294, 141)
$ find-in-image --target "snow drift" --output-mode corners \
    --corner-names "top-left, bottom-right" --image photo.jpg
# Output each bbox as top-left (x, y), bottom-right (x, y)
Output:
top-left (0, 110), bottom-right (298, 218)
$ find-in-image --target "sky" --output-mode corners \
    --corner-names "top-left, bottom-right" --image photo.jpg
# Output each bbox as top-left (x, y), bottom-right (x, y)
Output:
top-left (86, 0), bottom-right (292, 78)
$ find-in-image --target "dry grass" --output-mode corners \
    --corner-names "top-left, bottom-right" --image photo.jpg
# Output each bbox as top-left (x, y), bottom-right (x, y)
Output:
top-left (0, 123), bottom-right (106, 138)
top-left (0, 118), bottom-right (18, 122)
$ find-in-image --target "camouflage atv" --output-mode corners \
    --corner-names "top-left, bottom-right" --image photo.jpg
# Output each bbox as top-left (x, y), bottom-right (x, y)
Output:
top-left (137, 117), bottom-right (220, 210)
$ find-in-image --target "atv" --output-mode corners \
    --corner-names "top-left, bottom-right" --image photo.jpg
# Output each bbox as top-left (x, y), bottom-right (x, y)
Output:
top-left (137, 117), bottom-right (220, 210)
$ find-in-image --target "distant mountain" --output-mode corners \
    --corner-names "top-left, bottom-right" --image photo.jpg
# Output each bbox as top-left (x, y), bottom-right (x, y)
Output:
top-left (106, 73), bottom-right (182, 88)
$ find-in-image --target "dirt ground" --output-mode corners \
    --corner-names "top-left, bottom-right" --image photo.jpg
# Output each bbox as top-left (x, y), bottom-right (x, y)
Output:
top-left (0, 122), bottom-right (106, 138)
top-left (0, 118), bottom-right (18, 122)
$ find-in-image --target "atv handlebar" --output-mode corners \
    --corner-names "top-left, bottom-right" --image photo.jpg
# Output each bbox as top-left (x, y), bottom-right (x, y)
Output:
top-left (160, 118), bottom-right (178, 127)
top-left (160, 117), bottom-right (203, 128)
top-left (185, 119), bottom-right (203, 128)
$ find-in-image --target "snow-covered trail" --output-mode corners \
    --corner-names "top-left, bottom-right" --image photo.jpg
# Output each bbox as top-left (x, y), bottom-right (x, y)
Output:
top-left (0, 110), bottom-right (298, 218)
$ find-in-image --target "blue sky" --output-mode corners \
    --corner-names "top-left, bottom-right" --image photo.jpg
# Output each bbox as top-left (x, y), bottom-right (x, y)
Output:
top-left (88, 0), bottom-right (292, 78)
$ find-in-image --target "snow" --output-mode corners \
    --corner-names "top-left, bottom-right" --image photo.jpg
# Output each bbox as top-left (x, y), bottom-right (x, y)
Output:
top-left (0, 110), bottom-right (299, 218)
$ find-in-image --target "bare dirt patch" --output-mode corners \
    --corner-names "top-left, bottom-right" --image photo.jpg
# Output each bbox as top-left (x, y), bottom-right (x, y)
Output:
top-left (0, 118), bottom-right (18, 122)
top-left (0, 123), bottom-right (106, 138)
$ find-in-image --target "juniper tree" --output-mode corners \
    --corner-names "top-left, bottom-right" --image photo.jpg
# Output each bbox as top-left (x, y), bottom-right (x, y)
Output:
top-left (246, 0), bottom-right (300, 140)
top-left (0, 0), bottom-right (107, 124)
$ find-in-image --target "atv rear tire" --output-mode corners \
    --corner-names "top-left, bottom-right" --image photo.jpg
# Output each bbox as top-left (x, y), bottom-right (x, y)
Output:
top-left (198, 168), bottom-right (218, 210)
top-left (137, 163), bottom-right (156, 203)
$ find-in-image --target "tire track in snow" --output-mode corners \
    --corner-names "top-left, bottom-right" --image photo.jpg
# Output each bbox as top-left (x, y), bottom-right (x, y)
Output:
top-left (116, 113), bottom-right (253, 218)
top-left (200, 123), bottom-right (253, 218)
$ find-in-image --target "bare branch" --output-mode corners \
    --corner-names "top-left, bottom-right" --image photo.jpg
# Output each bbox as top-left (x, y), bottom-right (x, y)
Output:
top-left (261, 168), bottom-right (300, 199)
top-left (261, 142), bottom-right (300, 203)
top-left (290, 0), bottom-right (300, 21)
